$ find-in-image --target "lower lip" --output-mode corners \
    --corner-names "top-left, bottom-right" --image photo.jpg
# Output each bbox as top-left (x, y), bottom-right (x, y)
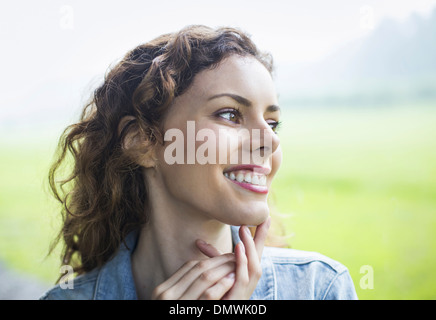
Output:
top-left (224, 175), bottom-right (269, 194)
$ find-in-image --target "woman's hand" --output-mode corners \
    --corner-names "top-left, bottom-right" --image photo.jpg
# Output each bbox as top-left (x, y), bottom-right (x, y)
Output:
top-left (151, 253), bottom-right (236, 300)
top-left (196, 216), bottom-right (271, 300)
top-left (152, 217), bottom-right (271, 300)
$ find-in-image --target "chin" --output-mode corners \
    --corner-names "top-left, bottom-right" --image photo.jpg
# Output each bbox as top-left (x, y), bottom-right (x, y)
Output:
top-left (225, 203), bottom-right (270, 227)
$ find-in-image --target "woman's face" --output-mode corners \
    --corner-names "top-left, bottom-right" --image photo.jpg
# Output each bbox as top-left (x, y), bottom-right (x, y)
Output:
top-left (152, 55), bottom-right (282, 226)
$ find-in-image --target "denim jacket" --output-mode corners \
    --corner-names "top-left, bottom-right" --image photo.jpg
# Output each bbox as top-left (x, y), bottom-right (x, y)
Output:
top-left (40, 227), bottom-right (358, 300)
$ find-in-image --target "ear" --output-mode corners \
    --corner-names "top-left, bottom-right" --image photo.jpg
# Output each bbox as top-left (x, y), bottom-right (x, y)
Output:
top-left (118, 116), bottom-right (158, 168)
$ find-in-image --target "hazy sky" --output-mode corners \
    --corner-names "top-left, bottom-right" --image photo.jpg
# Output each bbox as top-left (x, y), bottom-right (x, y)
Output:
top-left (1, 0), bottom-right (436, 124)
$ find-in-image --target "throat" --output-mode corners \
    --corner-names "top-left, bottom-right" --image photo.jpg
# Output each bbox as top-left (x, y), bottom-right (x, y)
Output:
top-left (131, 220), bottom-right (233, 299)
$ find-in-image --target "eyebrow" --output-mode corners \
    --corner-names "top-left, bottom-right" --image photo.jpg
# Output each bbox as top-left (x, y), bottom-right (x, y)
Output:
top-left (208, 93), bottom-right (280, 113)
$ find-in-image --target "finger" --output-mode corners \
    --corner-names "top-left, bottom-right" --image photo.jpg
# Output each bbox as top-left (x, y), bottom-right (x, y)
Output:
top-left (196, 239), bottom-right (223, 258)
top-left (159, 253), bottom-right (235, 299)
top-left (199, 272), bottom-right (235, 300)
top-left (238, 225), bottom-right (263, 288)
top-left (152, 259), bottom-right (200, 298)
top-left (223, 241), bottom-right (248, 300)
top-left (239, 225), bottom-right (259, 267)
top-left (253, 216), bottom-right (271, 259)
top-left (180, 262), bottom-right (235, 300)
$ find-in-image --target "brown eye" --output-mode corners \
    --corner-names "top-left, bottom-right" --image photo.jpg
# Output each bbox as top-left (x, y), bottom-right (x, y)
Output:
top-left (216, 109), bottom-right (242, 124)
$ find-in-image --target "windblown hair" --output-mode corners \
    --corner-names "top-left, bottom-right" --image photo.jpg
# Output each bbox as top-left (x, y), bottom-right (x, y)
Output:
top-left (49, 25), bottom-right (274, 277)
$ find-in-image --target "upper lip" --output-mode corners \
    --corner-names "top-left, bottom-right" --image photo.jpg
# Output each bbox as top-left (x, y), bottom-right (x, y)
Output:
top-left (223, 164), bottom-right (271, 175)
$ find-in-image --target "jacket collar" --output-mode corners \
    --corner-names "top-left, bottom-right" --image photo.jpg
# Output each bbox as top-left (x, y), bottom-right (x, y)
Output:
top-left (93, 231), bottom-right (139, 300)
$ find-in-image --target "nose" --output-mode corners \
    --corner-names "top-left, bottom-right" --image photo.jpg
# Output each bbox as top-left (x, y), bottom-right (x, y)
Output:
top-left (247, 117), bottom-right (280, 164)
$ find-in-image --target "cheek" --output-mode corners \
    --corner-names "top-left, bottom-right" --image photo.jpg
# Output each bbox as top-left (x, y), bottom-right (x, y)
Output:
top-left (154, 129), bottom-right (224, 207)
top-left (155, 160), bottom-right (221, 216)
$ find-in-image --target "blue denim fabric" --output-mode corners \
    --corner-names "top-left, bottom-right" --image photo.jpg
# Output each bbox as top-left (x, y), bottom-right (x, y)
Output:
top-left (40, 226), bottom-right (358, 300)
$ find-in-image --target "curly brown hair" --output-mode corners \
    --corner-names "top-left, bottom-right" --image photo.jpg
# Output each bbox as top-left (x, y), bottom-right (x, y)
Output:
top-left (48, 25), bottom-right (274, 277)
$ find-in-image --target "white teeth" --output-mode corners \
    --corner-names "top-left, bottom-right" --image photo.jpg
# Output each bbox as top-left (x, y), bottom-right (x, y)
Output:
top-left (236, 173), bottom-right (244, 182)
top-left (259, 175), bottom-right (267, 186)
top-left (224, 170), bottom-right (267, 187)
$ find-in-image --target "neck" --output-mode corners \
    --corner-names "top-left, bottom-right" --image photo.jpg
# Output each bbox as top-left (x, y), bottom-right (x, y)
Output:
top-left (131, 201), bottom-right (233, 300)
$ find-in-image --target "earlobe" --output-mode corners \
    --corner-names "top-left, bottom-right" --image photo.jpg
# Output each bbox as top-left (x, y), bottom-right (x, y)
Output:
top-left (118, 116), bottom-right (158, 168)
top-left (138, 149), bottom-right (158, 168)
top-left (118, 116), bottom-right (137, 150)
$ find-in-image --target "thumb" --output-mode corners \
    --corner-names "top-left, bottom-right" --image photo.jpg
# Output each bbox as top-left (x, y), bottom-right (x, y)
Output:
top-left (253, 216), bottom-right (271, 259)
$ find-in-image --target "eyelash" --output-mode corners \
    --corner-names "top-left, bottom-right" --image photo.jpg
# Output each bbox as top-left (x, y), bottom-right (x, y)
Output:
top-left (271, 120), bottom-right (282, 133)
top-left (215, 108), bottom-right (282, 134)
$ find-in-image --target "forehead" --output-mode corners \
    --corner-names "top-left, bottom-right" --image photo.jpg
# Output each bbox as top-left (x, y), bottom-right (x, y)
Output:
top-left (186, 55), bottom-right (277, 103)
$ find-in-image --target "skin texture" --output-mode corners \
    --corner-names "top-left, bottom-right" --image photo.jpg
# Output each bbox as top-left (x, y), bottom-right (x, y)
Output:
top-left (129, 55), bottom-right (282, 300)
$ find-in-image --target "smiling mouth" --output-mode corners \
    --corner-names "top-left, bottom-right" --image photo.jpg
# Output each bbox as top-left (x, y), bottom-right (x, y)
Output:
top-left (223, 169), bottom-right (269, 194)
top-left (224, 170), bottom-right (267, 185)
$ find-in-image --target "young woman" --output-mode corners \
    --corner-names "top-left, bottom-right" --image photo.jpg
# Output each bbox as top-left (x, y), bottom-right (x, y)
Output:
top-left (41, 25), bottom-right (357, 300)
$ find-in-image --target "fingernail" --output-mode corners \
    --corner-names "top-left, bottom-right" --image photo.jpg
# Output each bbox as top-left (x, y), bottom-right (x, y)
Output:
top-left (244, 226), bottom-right (252, 237)
top-left (196, 239), bottom-right (208, 246)
top-left (238, 241), bottom-right (245, 253)
top-left (226, 272), bottom-right (235, 280)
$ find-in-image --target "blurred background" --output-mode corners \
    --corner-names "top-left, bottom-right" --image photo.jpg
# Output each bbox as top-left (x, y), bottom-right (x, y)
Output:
top-left (0, 0), bottom-right (435, 299)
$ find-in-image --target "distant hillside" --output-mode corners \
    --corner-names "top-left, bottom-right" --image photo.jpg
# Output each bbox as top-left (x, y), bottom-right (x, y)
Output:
top-left (277, 8), bottom-right (436, 107)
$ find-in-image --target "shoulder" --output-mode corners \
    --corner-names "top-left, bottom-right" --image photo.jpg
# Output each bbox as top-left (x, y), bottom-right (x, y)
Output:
top-left (39, 268), bottom-right (99, 300)
top-left (264, 246), bottom-right (347, 272)
top-left (258, 247), bottom-right (358, 300)
top-left (40, 232), bottom-right (139, 300)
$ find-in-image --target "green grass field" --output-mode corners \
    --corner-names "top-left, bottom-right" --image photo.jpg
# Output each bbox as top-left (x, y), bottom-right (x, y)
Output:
top-left (272, 104), bottom-right (436, 299)
top-left (1, 104), bottom-right (435, 299)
